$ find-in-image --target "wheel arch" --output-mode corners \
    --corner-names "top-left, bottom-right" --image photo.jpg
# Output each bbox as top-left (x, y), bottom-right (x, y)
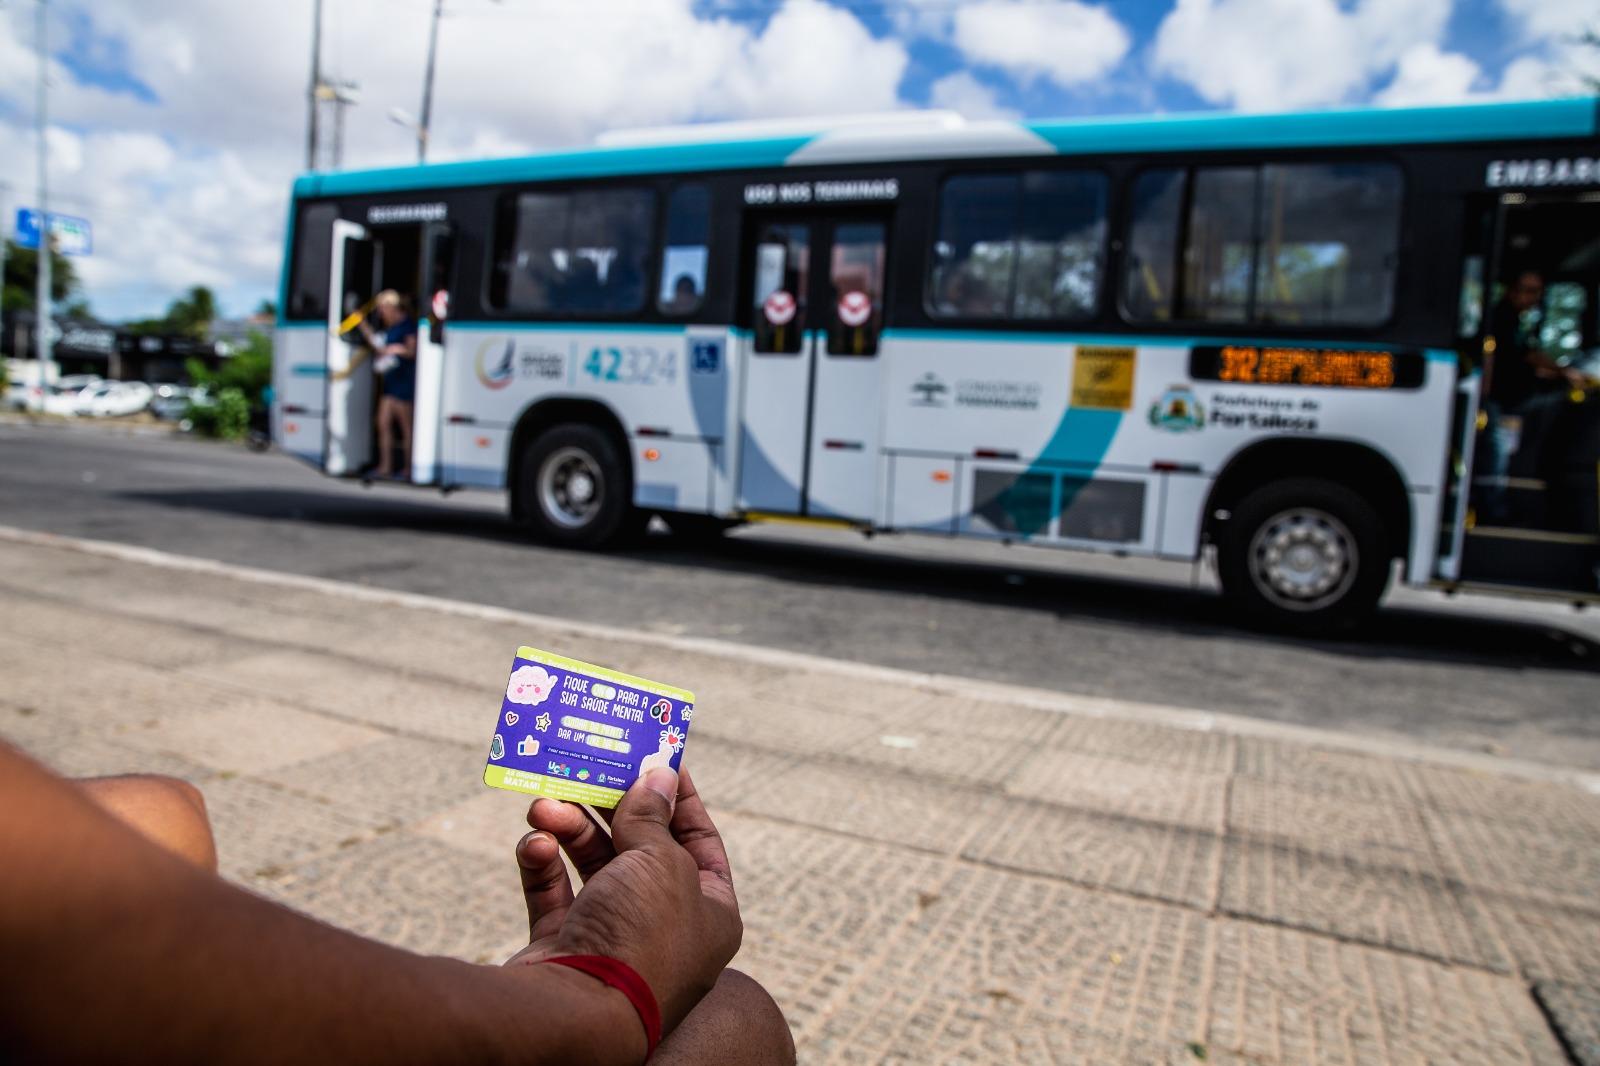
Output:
top-left (507, 396), bottom-right (631, 520)
top-left (1203, 437), bottom-right (1412, 563)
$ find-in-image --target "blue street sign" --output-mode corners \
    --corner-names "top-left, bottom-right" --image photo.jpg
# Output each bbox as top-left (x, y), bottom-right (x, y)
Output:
top-left (14, 208), bottom-right (92, 255)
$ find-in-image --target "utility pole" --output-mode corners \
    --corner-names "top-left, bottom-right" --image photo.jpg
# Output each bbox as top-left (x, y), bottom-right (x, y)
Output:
top-left (418, 0), bottom-right (442, 163)
top-left (306, 0), bottom-right (323, 170)
top-left (35, 0), bottom-right (52, 372)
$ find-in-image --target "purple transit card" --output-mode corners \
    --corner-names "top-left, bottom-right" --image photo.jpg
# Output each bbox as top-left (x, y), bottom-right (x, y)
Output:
top-left (483, 646), bottom-right (695, 809)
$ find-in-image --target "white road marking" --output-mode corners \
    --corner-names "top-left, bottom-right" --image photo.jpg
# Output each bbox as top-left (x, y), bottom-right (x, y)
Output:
top-left (1, 522), bottom-right (1595, 793)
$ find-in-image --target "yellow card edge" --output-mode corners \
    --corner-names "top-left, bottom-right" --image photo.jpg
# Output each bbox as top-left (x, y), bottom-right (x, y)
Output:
top-left (514, 646), bottom-right (695, 704)
top-left (483, 763), bottom-right (625, 808)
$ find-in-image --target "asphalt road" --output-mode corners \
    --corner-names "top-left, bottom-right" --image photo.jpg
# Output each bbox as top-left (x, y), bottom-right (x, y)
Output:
top-left (2, 418), bottom-right (1596, 768)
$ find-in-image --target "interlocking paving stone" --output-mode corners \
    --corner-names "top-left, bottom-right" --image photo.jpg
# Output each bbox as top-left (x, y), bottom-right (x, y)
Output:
top-left (1221, 837), bottom-right (1503, 969)
top-left (1407, 762), bottom-right (1600, 841)
top-left (260, 735), bottom-right (486, 831)
top-left (411, 789), bottom-right (536, 862)
top-left (13, 725), bottom-right (216, 784)
top-left (0, 586), bottom-right (241, 668)
top-left (1006, 750), bottom-right (1227, 831)
top-left (121, 699), bottom-right (386, 775)
top-left (259, 832), bottom-right (528, 964)
top-left (725, 757), bottom-right (999, 855)
top-left (1425, 805), bottom-right (1600, 906)
top-left (182, 649), bottom-right (489, 746)
top-left (202, 774), bottom-right (376, 882)
top-left (1454, 891), bottom-right (1600, 984)
top-left (1235, 735), bottom-right (1418, 805)
top-left (968, 801), bottom-right (1222, 909)
top-left (1207, 919), bottom-right (1566, 1065)
top-left (1042, 715), bottom-right (1239, 776)
top-left (1534, 981), bottom-right (1600, 1066)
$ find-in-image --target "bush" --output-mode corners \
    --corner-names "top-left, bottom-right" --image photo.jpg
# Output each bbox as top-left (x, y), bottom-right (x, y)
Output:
top-left (184, 386), bottom-right (250, 440)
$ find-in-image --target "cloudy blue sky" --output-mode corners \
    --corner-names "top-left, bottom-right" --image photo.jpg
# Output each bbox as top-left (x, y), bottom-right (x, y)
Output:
top-left (1, 0), bottom-right (1594, 322)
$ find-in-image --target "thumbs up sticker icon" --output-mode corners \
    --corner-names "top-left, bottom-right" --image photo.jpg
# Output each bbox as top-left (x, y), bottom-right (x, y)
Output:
top-left (517, 735), bottom-right (540, 757)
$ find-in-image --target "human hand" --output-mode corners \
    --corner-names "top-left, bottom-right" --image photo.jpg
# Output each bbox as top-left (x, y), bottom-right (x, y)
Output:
top-left (506, 767), bottom-right (741, 1033)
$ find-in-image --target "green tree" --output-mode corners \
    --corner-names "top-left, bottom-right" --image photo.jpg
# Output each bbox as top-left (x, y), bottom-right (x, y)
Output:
top-left (254, 298), bottom-right (278, 319)
top-left (126, 285), bottom-right (220, 339)
top-left (2, 240), bottom-right (83, 313)
top-left (183, 329), bottom-right (272, 440)
top-left (164, 285), bottom-right (218, 339)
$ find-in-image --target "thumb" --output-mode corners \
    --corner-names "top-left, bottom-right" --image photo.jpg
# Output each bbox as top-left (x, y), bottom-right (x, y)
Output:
top-left (609, 768), bottom-right (678, 854)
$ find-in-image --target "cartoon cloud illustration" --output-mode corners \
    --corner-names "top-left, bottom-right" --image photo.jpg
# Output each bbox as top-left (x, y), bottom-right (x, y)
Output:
top-left (505, 664), bottom-right (558, 706)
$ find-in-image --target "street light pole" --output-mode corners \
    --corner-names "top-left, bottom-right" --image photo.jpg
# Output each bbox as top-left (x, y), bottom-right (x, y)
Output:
top-left (306, 0), bottom-right (324, 170)
top-left (35, 0), bottom-right (52, 372)
top-left (417, 0), bottom-right (442, 163)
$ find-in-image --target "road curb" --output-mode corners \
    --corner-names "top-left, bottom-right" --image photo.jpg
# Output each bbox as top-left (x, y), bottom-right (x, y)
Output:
top-left (3, 521), bottom-right (1597, 795)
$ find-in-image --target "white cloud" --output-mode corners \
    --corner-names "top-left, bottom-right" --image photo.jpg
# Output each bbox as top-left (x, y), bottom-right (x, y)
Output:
top-left (951, 1), bottom-right (1131, 90)
top-left (0, 0), bottom-right (912, 320)
top-left (1373, 44), bottom-right (1483, 107)
top-left (1151, 0), bottom-right (1454, 111)
top-left (1497, 0), bottom-right (1597, 42)
top-left (927, 72), bottom-right (1021, 120)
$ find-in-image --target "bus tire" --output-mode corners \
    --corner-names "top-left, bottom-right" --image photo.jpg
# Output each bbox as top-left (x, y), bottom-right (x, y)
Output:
top-left (517, 423), bottom-right (634, 548)
top-left (1216, 477), bottom-right (1389, 634)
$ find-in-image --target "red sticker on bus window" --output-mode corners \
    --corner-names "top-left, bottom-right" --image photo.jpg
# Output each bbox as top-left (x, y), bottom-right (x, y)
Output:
top-left (762, 290), bottom-right (797, 326)
top-left (837, 290), bottom-right (872, 328)
top-left (431, 289), bottom-right (450, 321)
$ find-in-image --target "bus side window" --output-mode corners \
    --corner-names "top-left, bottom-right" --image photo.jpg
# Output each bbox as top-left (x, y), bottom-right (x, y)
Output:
top-left (1182, 167), bottom-right (1256, 323)
top-left (1121, 169), bottom-right (1185, 323)
top-left (827, 222), bottom-right (885, 356)
top-left (657, 184), bottom-right (710, 316)
top-left (1125, 163), bottom-right (1403, 328)
top-left (753, 225), bottom-right (808, 355)
top-left (929, 169), bottom-right (1107, 322)
top-left (930, 173), bottom-right (1016, 319)
top-left (495, 187), bottom-right (655, 316)
top-left (287, 202), bottom-right (340, 321)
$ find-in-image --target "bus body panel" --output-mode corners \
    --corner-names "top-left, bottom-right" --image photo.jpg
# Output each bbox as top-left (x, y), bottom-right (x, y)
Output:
top-left (876, 333), bottom-right (1456, 573)
top-left (272, 324), bottom-right (327, 469)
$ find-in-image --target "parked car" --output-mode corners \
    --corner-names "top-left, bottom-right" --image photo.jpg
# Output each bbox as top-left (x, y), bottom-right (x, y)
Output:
top-left (4, 380), bottom-right (38, 411)
top-left (150, 384), bottom-right (200, 422)
top-left (75, 380), bottom-right (154, 418)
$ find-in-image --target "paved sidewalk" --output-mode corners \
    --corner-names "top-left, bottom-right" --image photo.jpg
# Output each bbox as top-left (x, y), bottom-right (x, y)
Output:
top-left (2, 531), bottom-right (1597, 1065)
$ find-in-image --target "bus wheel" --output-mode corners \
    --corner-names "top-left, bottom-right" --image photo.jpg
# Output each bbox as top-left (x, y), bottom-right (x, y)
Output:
top-left (1216, 477), bottom-right (1389, 634)
top-left (518, 424), bottom-right (633, 547)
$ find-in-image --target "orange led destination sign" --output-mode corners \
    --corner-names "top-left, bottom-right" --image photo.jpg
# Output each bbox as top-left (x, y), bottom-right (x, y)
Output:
top-left (1189, 345), bottom-right (1425, 390)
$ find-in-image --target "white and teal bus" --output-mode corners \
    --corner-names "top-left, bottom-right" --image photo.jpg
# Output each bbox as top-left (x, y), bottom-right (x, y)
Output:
top-left (273, 99), bottom-right (1600, 631)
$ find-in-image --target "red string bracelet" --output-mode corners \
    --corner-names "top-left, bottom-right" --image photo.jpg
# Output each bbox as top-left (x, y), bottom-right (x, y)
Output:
top-left (541, 955), bottom-right (662, 1060)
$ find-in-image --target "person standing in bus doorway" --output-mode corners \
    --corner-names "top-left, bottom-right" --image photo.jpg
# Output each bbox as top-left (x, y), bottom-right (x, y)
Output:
top-left (1481, 270), bottom-right (1585, 521)
top-left (358, 290), bottom-right (418, 481)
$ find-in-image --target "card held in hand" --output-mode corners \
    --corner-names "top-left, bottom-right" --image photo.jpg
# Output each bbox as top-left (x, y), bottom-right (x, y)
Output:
top-left (483, 646), bottom-right (694, 809)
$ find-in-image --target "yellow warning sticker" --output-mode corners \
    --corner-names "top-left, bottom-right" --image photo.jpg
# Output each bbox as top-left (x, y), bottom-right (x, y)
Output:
top-left (1071, 346), bottom-right (1136, 411)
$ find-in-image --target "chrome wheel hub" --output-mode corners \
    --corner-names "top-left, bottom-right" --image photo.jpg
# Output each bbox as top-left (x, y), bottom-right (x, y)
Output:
top-left (538, 447), bottom-right (604, 529)
top-left (1248, 507), bottom-right (1357, 612)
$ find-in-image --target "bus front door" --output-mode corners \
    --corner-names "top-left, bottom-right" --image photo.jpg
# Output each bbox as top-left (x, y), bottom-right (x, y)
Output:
top-left (325, 220), bottom-right (377, 477)
top-left (736, 214), bottom-right (889, 520)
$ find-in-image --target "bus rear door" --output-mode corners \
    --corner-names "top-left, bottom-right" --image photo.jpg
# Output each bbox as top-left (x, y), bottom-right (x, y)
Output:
top-left (736, 212), bottom-right (890, 521)
top-left (325, 220), bottom-right (376, 477)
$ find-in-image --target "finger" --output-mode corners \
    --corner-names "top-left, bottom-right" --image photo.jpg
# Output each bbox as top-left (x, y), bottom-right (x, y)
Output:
top-left (527, 799), bottom-right (615, 882)
top-left (607, 768), bottom-right (678, 856)
top-left (516, 830), bottom-right (574, 943)
top-left (670, 766), bottom-right (734, 891)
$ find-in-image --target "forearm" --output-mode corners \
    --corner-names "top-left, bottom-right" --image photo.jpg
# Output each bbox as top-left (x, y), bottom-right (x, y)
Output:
top-left (0, 746), bottom-right (643, 1065)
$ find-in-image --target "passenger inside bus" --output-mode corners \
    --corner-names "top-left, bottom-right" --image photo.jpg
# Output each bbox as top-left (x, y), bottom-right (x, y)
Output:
top-left (357, 290), bottom-right (418, 481)
top-left (1480, 269), bottom-right (1590, 522)
top-left (663, 274), bottom-right (699, 315)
